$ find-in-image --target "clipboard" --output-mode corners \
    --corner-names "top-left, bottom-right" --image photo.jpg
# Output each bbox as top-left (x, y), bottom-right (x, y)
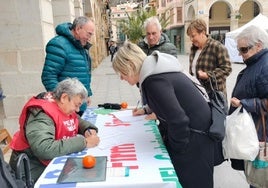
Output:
top-left (57, 156), bottom-right (107, 183)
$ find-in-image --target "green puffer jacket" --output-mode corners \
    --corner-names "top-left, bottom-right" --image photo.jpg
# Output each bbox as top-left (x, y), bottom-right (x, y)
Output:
top-left (9, 107), bottom-right (98, 182)
top-left (41, 22), bottom-right (92, 112)
top-left (138, 33), bottom-right (178, 57)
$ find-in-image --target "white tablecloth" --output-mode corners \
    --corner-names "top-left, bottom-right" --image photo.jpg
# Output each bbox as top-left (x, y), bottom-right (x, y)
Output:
top-left (34, 108), bottom-right (181, 188)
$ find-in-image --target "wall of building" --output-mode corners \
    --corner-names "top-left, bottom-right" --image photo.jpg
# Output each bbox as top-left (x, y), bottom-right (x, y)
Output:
top-left (0, 0), bottom-right (108, 135)
top-left (0, 0), bottom-right (52, 135)
top-left (184, 0), bottom-right (268, 54)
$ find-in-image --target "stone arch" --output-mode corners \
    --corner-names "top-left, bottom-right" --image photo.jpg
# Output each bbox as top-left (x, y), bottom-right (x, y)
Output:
top-left (207, 0), bottom-right (234, 14)
top-left (185, 5), bottom-right (196, 22)
top-left (238, 0), bottom-right (261, 26)
top-left (208, 0), bottom-right (233, 44)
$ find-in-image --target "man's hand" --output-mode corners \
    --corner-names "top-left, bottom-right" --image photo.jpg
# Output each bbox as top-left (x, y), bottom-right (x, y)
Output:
top-left (86, 97), bottom-right (91, 106)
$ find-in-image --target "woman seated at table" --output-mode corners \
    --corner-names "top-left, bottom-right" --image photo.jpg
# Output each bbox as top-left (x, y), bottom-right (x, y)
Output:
top-left (112, 41), bottom-right (214, 188)
top-left (9, 78), bottom-right (100, 183)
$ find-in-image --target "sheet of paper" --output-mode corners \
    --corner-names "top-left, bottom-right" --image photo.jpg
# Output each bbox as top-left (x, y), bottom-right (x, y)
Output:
top-left (110, 110), bottom-right (147, 122)
top-left (97, 129), bottom-right (124, 150)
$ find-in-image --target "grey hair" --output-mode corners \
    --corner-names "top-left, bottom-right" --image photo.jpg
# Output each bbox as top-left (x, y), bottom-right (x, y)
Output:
top-left (112, 41), bottom-right (147, 76)
top-left (72, 16), bottom-right (94, 29)
top-left (236, 25), bottom-right (268, 48)
top-left (144, 16), bottom-right (162, 31)
top-left (53, 78), bottom-right (88, 102)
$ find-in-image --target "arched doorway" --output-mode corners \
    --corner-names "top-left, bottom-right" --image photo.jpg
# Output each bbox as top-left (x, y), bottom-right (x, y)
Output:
top-left (238, 1), bottom-right (260, 26)
top-left (209, 1), bottom-right (231, 44)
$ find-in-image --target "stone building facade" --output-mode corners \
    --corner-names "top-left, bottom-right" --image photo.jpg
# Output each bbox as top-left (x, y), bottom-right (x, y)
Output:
top-left (0, 0), bottom-right (109, 135)
top-left (156, 0), bottom-right (268, 54)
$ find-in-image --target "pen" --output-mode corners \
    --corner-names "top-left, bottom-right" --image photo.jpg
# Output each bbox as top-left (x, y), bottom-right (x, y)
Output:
top-left (135, 100), bottom-right (140, 109)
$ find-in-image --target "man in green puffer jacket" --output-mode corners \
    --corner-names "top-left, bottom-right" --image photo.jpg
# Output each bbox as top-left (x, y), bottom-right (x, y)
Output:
top-left (41, 16), bottom-right (95, 116)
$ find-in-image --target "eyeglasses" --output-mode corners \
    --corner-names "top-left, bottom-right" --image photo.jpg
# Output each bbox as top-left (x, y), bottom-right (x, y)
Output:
top-left (237, 45), bottom-right (253, 54)
top-left (81, 27), bottom-right (94, 37)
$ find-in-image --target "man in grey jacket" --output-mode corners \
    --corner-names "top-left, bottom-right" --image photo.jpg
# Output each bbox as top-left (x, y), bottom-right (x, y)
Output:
top-left (138, 16), bottom-right (178, 57)
top-left (135, 16), bottom-right (178, 120)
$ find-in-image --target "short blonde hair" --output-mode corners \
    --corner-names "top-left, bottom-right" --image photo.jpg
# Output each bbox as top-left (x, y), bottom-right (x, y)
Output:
top-left (187, 18), bottom-right (207, 36)
top-left (112, 41), bottom-right (147, 76)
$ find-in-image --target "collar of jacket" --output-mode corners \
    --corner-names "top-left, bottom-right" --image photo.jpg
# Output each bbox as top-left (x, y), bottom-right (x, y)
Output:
top-left (244, 48), bottom-right (268, 66)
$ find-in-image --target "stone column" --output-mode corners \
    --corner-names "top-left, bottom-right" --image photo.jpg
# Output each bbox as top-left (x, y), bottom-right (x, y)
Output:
top-left (52, 0), bottom-right (76, 26)
top-left (230, 11), bottom-right (240, 31)
top-left (0, 0), bottom-right (54, 135)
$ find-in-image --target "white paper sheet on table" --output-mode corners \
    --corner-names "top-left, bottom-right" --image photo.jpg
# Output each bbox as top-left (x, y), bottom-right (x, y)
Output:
top-left (110, 110), bottom-right (147, 122)
top-left (97, 129), bottom-right (124, 150)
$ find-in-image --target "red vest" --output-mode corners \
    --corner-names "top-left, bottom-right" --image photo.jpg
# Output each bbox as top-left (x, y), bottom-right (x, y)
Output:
top-left (10, 96), bottom-right (79, 165)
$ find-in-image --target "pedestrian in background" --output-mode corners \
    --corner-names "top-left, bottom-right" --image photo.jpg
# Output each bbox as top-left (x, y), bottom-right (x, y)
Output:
top-left (229, 25), bottom-right (268, 188)
top-left (113, 41), bottom-right (214, 188)
top-left (109, 40), bottom-right (118, 61)
top-left (41, 16), bottom-right (95, 116)
top-left (187, 18), bottom-right (232, 166)
top-left (9, 78), bottom-right (100, 183)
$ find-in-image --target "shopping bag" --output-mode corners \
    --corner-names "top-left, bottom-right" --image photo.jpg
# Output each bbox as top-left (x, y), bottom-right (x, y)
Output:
top-left (244, 102), bottom-right (268, 188)
top-left (244, 160), bottom-right (268, 188)
top-left (222, 106), bottom-right (259, 161)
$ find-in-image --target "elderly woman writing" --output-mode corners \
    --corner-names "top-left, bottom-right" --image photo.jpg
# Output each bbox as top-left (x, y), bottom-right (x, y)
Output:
top-left (9, 78), bottom-right (100, 183)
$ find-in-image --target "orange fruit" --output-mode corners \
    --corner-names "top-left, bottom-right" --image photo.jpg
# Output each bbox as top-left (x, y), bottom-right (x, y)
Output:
top-left (82, 155), bottom-right (96, 168)
top-left (121, 102), bottom-right (128, 109)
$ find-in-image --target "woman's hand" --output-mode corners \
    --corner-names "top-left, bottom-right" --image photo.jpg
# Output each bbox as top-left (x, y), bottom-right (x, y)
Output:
top-left (132, 108), bottom-right (145, 116)
top-left (145, 112), bottom-right (157, 120)
top-left (85, 134), bottom-right (100, 148)
top-left (230, 97), bottom-right (241, 107)
top-left (197, 70), bottom-right (209, 80)
top-left (84, 129), bottom-right (97, 137)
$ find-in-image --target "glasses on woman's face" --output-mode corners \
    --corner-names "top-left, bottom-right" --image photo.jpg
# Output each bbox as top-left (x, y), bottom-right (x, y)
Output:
top-left (237, 45), bottom-right (253, 54)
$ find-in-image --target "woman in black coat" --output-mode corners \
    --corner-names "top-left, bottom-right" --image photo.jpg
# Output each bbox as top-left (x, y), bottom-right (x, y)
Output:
top-left (112, 41), bottom-right (215, 188)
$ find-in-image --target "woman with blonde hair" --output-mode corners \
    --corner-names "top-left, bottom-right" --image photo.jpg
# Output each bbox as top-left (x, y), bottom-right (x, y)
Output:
top-left (112, 41), bottom-right (214, 188)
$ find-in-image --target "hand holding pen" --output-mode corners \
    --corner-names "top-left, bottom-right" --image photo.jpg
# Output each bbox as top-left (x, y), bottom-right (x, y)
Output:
top-left (132, 100), bottom-right (145, 116)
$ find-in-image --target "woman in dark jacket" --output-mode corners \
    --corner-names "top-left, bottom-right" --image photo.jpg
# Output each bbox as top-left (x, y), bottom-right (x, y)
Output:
top-left (229, 25), bottom-right (268, 188)
top-left (112, 41), bottom-right (214, 188)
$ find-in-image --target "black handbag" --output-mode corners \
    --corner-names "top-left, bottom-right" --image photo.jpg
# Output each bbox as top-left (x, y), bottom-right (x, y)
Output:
top-left (207, 76), bottom-right (228, 142)
top-left (191, 75), bottom-right (228, 142)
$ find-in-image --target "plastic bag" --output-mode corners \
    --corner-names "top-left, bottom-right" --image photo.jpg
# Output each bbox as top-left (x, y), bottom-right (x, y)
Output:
top-left (222, 106), bottom-right (259, 161)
